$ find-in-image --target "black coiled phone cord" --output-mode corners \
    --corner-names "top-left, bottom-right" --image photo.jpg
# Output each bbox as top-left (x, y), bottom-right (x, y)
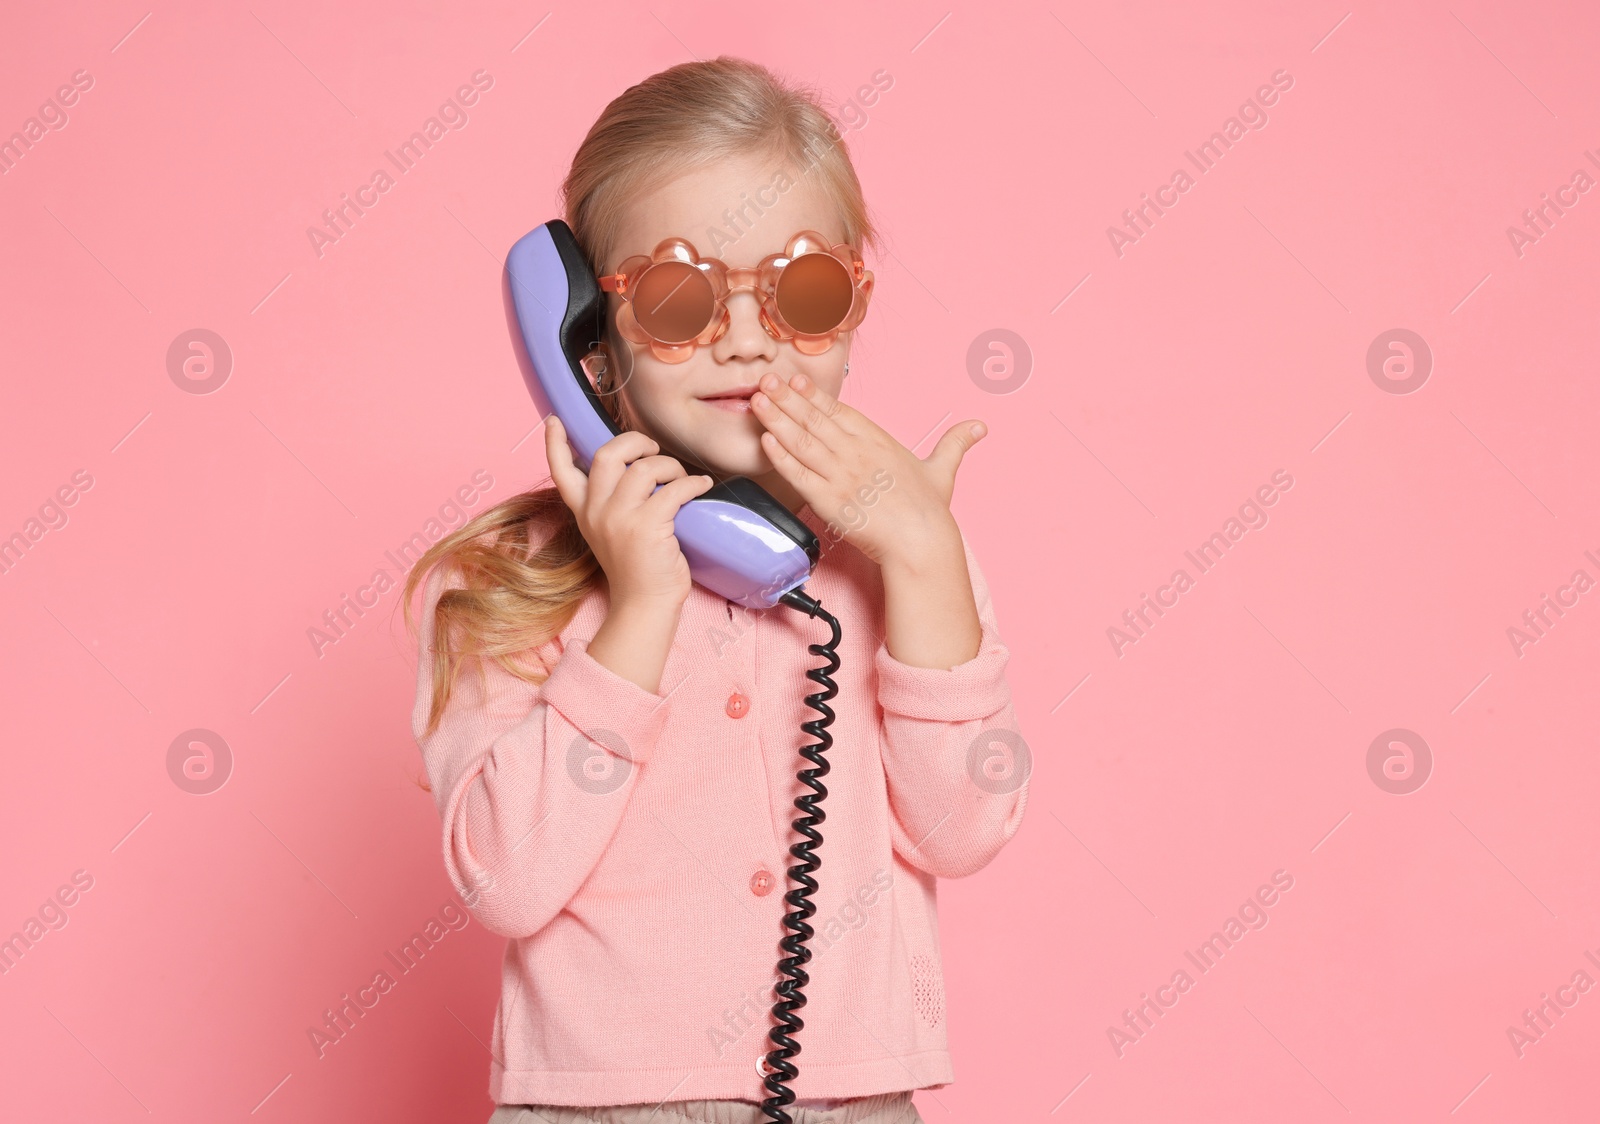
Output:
top-left (761, 587), bottom-right (841, 1124)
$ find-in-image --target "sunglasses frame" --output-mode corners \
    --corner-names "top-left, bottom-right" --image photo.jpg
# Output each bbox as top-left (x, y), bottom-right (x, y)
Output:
top-left (597, 229), bottom-right (874, 364)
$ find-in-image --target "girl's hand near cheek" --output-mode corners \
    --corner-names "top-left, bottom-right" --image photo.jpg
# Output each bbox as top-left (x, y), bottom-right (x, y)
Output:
top-left (545, 417), bottom-right (716, 607)
top-left (750, 371), bottom-right (987, 570)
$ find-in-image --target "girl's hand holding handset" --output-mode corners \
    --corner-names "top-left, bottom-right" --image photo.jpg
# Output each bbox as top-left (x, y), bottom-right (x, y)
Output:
top-left (544, 416), bottom-right (715, 695)
top-left (544, 417), bottom-right (715, 608)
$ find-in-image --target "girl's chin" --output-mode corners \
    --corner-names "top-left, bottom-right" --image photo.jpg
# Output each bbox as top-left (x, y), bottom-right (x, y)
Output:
top-left (676, 432), bottom-right (768, 479)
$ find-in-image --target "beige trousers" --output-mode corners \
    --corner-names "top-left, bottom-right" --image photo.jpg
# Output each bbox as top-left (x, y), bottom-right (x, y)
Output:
top-left (486, 1091), bottom-right (923, 1124)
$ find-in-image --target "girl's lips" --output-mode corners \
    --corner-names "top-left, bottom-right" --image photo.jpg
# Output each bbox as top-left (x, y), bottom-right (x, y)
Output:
top-left (700, 394), bottom-right (754, 412)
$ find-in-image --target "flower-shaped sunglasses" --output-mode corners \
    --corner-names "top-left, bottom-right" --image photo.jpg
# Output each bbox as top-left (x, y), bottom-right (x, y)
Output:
top-left (597, 229), bottom-right (874, 364)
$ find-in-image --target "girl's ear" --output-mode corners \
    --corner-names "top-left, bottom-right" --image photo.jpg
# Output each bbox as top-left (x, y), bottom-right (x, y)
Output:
top-left (593, 324), bottom-right (635, 432)
top-left (579, 344), bottom-right (612, 392)
top-left (853, 271), bottom-right (874, 326)
top-left (603, 321), bottom-right (635, 391)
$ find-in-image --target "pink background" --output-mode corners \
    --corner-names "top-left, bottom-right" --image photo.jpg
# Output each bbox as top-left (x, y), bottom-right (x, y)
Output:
top-left (3, 1), bottom-right (1598, 1121)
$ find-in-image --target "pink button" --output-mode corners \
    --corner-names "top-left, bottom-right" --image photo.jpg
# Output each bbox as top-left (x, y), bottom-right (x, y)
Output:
top-left (749, 869), bottom-right (776, 896)
top-left (726, 691), bottom-right (750, 719)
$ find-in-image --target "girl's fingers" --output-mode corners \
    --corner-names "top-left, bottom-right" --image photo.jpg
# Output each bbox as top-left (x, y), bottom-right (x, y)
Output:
top-left (545, 416), bottom-right (587, 512)
top-left (585, 430), bottom-right (662, 511)
top-left (641, 471), bottom-right (716, 522)
top-left (759, 429), bottom-right (819, 493)
top-left (758, 373), bottom-right (854, 449)
top-left (609, 454), bottom-right (692, 509)
top-left (787, 371), bottom-right (858, 431)
top-left (752, 389), bottom-right (834, 478)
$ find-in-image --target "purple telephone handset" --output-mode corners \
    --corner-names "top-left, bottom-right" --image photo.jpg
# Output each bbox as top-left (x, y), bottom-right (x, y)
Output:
top-left (504, 220), bottom-right (819, 610)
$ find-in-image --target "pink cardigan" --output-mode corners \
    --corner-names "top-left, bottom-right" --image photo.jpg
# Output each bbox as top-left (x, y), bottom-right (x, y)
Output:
top-left (411, 501), bottom-right (1029, 1107)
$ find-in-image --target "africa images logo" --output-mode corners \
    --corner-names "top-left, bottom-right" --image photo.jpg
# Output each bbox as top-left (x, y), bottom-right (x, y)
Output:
top-left (306, 69), bottom-right (495, 258)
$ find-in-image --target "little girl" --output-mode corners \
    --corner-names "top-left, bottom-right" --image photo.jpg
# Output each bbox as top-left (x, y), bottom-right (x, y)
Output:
top-left (404, 56), bottom-right (1029, 1124)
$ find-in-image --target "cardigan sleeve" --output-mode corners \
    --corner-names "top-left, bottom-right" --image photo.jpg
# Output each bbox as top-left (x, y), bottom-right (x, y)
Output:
top-left (411, 563), bottom-right (671, 939)
top-left (873, 527), bottom-right (1030, 879)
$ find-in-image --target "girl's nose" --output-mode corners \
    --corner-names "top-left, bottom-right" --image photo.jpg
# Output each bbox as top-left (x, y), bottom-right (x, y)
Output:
top-left (714, 287), bottom-right (778, 362)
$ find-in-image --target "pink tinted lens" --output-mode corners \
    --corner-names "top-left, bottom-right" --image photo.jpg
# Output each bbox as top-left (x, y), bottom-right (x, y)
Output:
top-left (775, 253), bottom-right (854, 336)
top-left (632, 261), bottom-right (715, 344)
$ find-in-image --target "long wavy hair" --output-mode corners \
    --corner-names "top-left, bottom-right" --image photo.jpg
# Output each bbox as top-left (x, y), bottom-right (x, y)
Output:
top-left (402, 56), bottom-right (881, 757)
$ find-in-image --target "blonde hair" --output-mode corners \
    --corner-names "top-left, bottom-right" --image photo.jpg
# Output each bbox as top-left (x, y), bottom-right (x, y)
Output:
top-left (403, 56), bottom-right (880, 757)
